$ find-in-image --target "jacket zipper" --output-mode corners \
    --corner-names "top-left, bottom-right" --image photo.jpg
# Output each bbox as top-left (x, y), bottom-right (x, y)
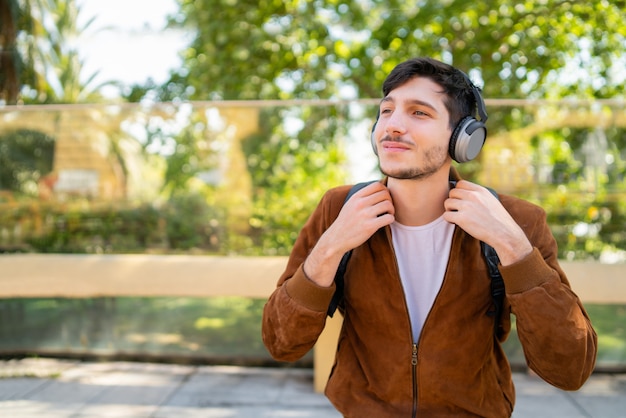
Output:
top-left (386, 227), bottom-right (420, 417)
top-left (411, 343), bottom-right (418, 418)
top-left (386, 225), bottom-right (458, 418)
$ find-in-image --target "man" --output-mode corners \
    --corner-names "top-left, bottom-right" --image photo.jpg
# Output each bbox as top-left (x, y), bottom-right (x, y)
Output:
top-left (262, 57), bottom-right (597, 417)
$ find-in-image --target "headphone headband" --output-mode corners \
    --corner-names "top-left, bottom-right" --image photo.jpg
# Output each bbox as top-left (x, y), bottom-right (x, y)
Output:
top-left (460, 71), bottom-right (488, 123)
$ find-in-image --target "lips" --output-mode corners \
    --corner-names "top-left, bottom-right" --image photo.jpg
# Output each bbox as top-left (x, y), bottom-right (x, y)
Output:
top-left (381, 140), bottom-right (411, 152)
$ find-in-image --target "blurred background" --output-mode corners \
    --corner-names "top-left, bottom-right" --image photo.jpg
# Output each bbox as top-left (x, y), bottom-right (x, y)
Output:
top-left (0, 0), bottom-right (624, 371)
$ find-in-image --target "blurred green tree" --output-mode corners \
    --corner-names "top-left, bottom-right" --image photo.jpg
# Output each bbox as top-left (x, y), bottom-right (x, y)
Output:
top-left (0, 129), bottom-right (54, 194)
top-left (17, 0), bottom-right (107, 103)
top-left (137, 0), bottom-right (623, 255)
top-left (162, 0), bottom-right (625, 102)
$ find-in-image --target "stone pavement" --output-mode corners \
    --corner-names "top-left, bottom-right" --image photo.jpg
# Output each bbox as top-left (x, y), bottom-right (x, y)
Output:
top-left (0, 358), bottom-right (625, 417)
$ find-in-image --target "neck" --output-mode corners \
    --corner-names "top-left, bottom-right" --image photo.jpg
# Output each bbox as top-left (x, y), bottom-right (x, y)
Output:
top-left (387, 168), bottom-right (451, 226)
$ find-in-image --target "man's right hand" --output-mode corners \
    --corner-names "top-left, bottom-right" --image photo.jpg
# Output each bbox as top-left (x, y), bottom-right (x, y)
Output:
top-left (303, 182), bottom-right (395, 287)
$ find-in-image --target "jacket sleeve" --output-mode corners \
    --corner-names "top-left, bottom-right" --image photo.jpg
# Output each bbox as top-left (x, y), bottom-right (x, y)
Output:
top-left (499, 197), bottom-right (598, 390)
top-left (261, 187), bottom-right (348, 362)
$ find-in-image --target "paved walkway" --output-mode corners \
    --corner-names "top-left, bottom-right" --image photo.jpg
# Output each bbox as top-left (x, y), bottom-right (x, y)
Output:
top-left (0, 358), bottom-right (624, 417)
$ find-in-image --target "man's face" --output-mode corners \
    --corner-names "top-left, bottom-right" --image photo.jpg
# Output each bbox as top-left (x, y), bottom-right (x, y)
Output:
top-left (373, 77), bottom-right (453, 180)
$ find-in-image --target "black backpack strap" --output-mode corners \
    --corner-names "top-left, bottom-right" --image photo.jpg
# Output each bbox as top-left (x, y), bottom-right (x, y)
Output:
top-left (327, 181), bottom-right (377, 317)
top-left (327, 250), bottom-right (350, 317)
top-left (482, 241), bottom-right (505, 336)
top-left (482, 186), bottom-right (505, 337)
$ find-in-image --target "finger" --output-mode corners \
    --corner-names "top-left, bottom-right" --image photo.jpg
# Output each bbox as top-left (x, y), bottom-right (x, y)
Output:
top-left (442, 203), bottom-right (469, 227)
top-left (443, 197), bottom-right (463, 212)
top-left (373, 199), bottom-right (395, 217)
top-left (448, 184), bottom-right (478, 201)
top-left (449, 184), bottom-right (493, 206)
top-left (354, 184), bottom-right (392, 207)
top-left (372, 212), bottom-right (395, 229)
top-left (369, 190), bottom-right (394, 209)
top-left (454, 179), bottom-right (480, 191)
top-left (442, 210), bottom-right (459, 225)
top-left (354, 181), bottom-right (386, 197)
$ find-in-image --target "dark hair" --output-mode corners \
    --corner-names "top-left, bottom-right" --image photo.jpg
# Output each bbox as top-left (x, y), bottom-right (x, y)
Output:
top-left (382, 57), bottom-right (478, 130)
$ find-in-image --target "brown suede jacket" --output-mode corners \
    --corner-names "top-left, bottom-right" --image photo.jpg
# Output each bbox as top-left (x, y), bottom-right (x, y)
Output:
top-left (262, 173), bottom-right (597, 418)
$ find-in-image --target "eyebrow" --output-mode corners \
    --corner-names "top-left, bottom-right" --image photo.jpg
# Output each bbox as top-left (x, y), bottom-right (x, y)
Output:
top-left (380, 97), bottom-right (440, 114)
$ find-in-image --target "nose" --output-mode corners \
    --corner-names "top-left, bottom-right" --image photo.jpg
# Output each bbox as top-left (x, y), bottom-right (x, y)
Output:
top-left (384, 111), bottom-right (407, 136)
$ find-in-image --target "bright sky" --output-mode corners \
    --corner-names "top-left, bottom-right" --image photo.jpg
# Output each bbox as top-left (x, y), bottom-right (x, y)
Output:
top-left (76, 0), bottom-right (189, 95)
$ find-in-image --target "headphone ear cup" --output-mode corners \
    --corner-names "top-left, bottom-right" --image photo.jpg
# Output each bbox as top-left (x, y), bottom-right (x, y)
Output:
top-left (449, 117), bottom-right (487, 163)
top-left (370, 122), bottom-right (378, 155)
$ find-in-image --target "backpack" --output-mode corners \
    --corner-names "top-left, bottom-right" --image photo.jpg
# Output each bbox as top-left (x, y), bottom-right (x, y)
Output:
top-left (326, 180), bottom-right (506, 337)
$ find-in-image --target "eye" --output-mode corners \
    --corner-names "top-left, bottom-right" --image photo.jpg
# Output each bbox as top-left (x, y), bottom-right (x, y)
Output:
top-left (413, 109), bottom-right (429, 116)
top-left (380, 107), bottom-right (393, 115)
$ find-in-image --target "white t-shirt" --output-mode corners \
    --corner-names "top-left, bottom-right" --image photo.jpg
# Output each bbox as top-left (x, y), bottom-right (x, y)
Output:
top-left (390, 215), bottom-right (455, 343)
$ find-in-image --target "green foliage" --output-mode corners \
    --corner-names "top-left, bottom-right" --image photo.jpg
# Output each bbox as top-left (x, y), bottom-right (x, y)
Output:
top-left (0, 173), bottom-right (255, 254)
top-left (0, 129), bottom-right (55, 195)
top-left (3, 1), bottom-right (625, 259)
top-left (2, 107), bottom-right (625, 260)
top-left (585, 304), bottom-right (626, 364)
top-left (544, 194), bottom-right (626, 261)
top-left (242, 106), bottom-right (348, 255)
top-left (163, 193), bottom-right (226, 251)
top-left (161, 123), bottom-right (215, 197)
top-left (1, 297), bottom-right (623, 367)
top-left (0, 297), bottom-right (275, 360)
top-left (23, 203), bottom-right (162, 254)
top-left (174, 0), bottom-right (341, 101)
top-left (526, 126), bottom-right (626, 261)
top-left (13, 0), bottom-right (109, 104)
top-left (0, 195), bottom-right (228, 254)
top-left (147, 0), bottom-right (626, 257)
top-left (166, 0), bottom-right (625, 102)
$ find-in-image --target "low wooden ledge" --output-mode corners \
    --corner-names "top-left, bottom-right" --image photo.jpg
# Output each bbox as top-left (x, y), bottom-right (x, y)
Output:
top-left (0, 254), bottom-right (624, 303)
top-left (560, 261), bottom-right (626, 304)
top-left (0, 253), bottom-right (284, 299)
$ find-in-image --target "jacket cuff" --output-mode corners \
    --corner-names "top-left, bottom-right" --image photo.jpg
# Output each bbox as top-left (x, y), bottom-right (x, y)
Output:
top-left (499, 247), bottom-right (555, 294)
top-left (285, 264), bottom-right (336, 313)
